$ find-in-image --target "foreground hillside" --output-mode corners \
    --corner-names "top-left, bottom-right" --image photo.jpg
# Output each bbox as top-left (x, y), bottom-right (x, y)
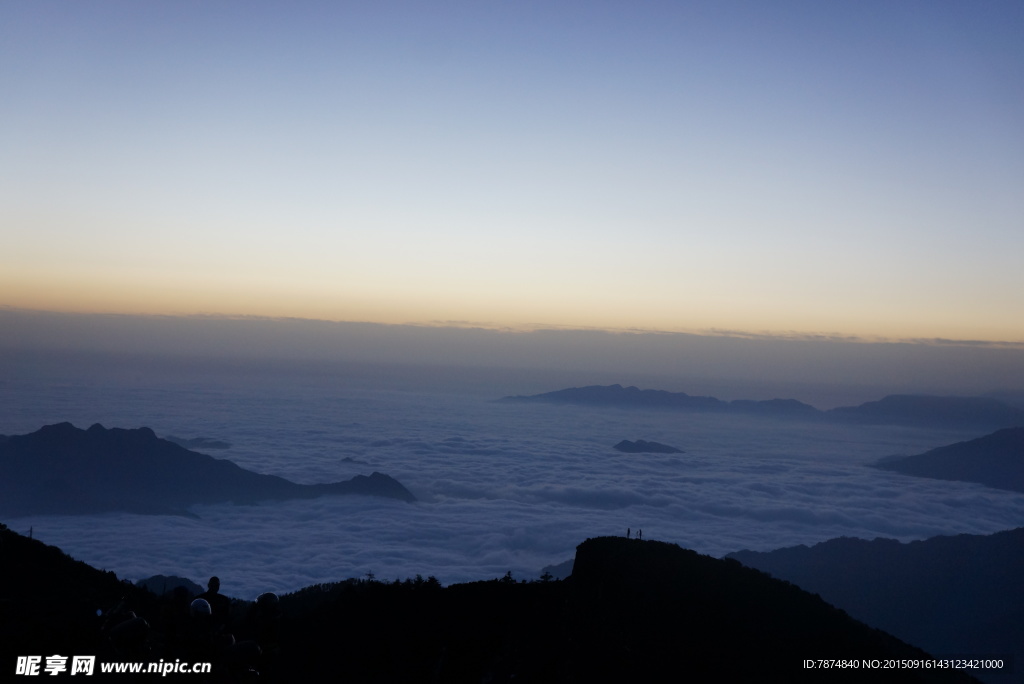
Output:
top-left (730, 529), bottom-right (1024, 684)
top-left (0, 524), bottom-right (981, 682)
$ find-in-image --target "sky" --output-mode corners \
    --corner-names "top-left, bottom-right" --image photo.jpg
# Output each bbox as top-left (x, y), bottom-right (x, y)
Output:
top-left (3, 1), bottom-right (1023, 343)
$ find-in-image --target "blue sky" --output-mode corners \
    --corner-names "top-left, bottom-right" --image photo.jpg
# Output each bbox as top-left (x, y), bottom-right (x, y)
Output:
top-left (3, 1), bottom-right (1023, 341)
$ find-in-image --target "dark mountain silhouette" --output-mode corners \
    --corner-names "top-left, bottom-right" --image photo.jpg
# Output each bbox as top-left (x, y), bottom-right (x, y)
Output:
top-left (539, 557), bottom-right (574, 580)
top-left (135, 575), bottom-right (205, 597)
top-left (1, 524), bottom-right (982, 682)
top-left (284, 538), bottom-right (982, 682)
top-left (871, 427), bottom-right (1024, 494)
top-left (729, 396), bottom-right (821, 414)
top-left (827, 395), bottom-right (1024, 430)
top-left (164, 435), bottom-right (232, 450)
top-left (0, 522), bottom-right (159, 677)
top-left (728, 529), bottom-right (1024, 684)
top-left (613, 439), bottom-right (683, 454)
top-left (501, 383), bottom-right (727, 410)
top-left (499, 385), bottom-right (1024, 429)
top-left (499, 383), bottom-right (818, 416)
top-left (555, 537), bottom-right (975, 682)
top-left (0, 422), bottom-right (415, 517)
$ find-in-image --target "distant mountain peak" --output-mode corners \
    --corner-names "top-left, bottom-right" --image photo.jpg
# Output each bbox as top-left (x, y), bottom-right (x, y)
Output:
top-left (498, 384), bottom-right (816, 416)
top-left (613, 439), bottom-right (683, 454)
top-left (828, 394), bottom-right (1024, 429)
top-left (499, 385), bottom-right (1024, 428)
top-left (872, 426), bottom-right (1024, 493)
top-left (0, 422), bottom-right (415, 517)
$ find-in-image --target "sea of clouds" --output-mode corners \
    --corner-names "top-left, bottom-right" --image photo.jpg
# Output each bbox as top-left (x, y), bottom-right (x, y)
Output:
top-left (3, 364), bottom-right (1024, 600)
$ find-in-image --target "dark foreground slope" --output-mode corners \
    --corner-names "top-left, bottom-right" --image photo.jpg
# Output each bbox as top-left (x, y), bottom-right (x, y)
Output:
top-left (729, 529), bottom-right (1024, 684)
top-left (1, 526), bottom-right (981, 683)
top-left (0, 523), bottom-right (158, 674)
top-left (282, 537), bottom-right (977, 683)
top-left (872, 427), bottom-right (1024, 494)
top-left (0, 422), bottom-right (414, 517)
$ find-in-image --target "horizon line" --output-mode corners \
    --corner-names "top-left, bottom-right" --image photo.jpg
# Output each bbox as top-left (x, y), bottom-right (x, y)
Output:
top-left (4, 304), bottom-right (1024, 350)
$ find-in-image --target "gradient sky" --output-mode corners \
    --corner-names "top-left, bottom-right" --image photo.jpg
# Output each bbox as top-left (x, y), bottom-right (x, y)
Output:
top-left (3, 1), bottom-right (1023, 341)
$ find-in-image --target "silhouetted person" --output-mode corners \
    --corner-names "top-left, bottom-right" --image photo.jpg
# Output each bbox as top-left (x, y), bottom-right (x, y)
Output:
top-left (249, 592), bottom-right (282, 681)
top-left (102, 598), bottom-right (150, 659)
top-left (160, 586), bottom-right (193, 657)
top-left (250, 592), bottom-right (282, 653)
top-left (187, 596), bottom-right (260, 679)
top-left (183, 598), bottom-right (219, 661)
top-left (196, 576), bottom-right (232, 634)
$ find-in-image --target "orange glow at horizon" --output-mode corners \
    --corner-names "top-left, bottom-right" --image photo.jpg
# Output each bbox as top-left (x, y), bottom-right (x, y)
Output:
top-left (4, 266), bottom-right (1022, 344)
top-left (3, 2), bottom-right (1023, 351)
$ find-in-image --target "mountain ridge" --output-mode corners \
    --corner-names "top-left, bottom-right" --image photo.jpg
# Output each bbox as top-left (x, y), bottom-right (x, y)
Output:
top-left (871, 427), bottom-right (1024, 493)
top-left (728, 528), bottom-right (1024, 684)
top-left (499, 384), bottom-right (1024, 429)
top-left (0, 422), bottom-right (415, 517)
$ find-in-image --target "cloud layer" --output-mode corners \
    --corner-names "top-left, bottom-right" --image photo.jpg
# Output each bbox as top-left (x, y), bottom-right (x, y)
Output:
top-left (3, 366), bottom-right (1023, 599)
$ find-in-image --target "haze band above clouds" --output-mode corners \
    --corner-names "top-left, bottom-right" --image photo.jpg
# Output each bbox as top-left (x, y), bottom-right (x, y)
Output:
top-left (3, 309), bottom-right (1023, 410)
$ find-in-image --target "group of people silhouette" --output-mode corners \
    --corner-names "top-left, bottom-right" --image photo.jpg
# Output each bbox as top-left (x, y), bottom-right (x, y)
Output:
top-left (103, 575), bottom-right (283, 681)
